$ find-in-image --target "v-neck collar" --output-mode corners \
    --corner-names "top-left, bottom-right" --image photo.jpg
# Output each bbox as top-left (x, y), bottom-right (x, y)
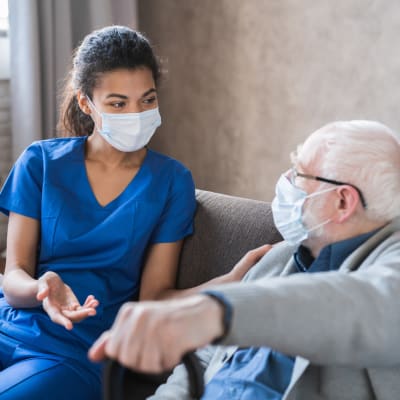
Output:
top-left (81, 137), bottom-right (151, 209)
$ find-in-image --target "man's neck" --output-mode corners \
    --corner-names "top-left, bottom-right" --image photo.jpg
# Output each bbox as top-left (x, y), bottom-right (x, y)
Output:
top-left (305, 219), bottom-right (388, 258)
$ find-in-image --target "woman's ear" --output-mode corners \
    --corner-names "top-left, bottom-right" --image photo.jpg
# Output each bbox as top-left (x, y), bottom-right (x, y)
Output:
top-left (333, 186), bottom-right (361, 223)
top-left (76, 91), bottom-right (91, 115)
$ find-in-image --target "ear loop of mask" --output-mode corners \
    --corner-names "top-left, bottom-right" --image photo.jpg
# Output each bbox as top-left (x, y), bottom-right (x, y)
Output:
top-left (304, 186), bottom-right (338, 200)
top-left (85, 96), bottom-right (103, 134)
top-left (86, 96), bottom-right (99, 116)
top-left (302, 186), bottom-right (338, 234)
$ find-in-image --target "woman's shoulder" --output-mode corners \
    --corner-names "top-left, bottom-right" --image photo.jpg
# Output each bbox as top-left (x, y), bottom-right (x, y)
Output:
top-left (25, 136), bottom-right (86, 160)
top-left (146, 149), bottom-right (195, 196)
top-left (147, 148), bottom-right (191, 175)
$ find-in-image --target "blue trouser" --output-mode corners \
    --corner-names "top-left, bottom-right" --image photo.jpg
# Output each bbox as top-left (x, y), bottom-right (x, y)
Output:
top-left (0, 332), bottom-right (102, 400)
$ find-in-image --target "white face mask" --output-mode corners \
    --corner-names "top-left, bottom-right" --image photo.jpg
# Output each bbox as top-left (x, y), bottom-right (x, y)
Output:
top-left (87, 97), bottom-right (161, 152)
top-left (271, 174), bottom-right (335, 245)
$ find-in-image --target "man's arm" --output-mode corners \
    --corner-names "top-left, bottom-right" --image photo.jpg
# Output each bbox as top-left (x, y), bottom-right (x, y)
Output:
top-left (219, 235), bottom-right (400, 367)
top-left (90, 232), bottom-right (400, 372)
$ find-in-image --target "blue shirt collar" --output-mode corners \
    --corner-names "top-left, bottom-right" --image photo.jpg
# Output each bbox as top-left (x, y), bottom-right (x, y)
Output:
top-left (294, 229), bottom-right (379, 273)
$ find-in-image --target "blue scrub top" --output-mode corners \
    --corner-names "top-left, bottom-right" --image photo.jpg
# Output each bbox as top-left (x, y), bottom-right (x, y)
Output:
top-left (0, 137), bottom-right (196, 370)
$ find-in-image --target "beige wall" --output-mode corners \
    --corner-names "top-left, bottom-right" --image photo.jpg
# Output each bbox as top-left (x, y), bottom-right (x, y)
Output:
top-left (139, 0), bottom-right (400, 201)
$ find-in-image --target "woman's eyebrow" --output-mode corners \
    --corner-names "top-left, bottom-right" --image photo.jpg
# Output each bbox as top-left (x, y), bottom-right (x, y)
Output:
top-left (141, 88), bottom-right (157, 98)
top-left (105, 89), bottom-right (156, 100)
top-left (105, 93), bottom-right (129, 99)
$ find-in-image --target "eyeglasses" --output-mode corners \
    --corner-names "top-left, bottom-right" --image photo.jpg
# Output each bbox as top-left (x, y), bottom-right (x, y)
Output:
top-left (288, 167), bottom-right (367, 208)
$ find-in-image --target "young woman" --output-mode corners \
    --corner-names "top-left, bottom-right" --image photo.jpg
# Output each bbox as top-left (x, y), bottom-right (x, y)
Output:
top-left (0, 26), bottom-right (266, 400)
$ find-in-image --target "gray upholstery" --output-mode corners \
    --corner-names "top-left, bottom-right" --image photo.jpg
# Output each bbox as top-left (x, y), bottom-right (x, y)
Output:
top-left (176, 189), bottom-right (282, 289)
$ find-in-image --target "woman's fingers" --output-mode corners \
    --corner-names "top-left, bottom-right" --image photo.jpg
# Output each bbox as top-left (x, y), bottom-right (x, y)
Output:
top-left (83, 295), bottom-right (99, 309)
top-left (62, 294), bottom-right (99, 322)
top-left (43, 299), bottom-right (73, 330)
top-left (43, 292), bottom-right (98, 328)
top-left (37, 272), bottom-right (99, 328)
top-left (62, 305), bottom-right (97, 321)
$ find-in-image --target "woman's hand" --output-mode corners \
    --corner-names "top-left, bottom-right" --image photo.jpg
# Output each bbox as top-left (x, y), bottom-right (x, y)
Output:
top-left (37, 271), bottom-right (99, 330)
top-left (229, 244), bottom-right (273, 281)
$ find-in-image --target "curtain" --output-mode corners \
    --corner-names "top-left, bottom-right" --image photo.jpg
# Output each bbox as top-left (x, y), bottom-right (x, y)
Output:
top-left (8, 0), bottom-right (138, 161)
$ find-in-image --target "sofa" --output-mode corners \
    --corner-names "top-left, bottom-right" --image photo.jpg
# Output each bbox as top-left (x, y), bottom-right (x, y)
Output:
top-left (104, 189), bottom-right (282, 400)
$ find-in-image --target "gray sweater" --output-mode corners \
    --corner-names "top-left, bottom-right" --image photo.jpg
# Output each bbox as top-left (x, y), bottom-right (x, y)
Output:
top-left (152, 217), bottom-right (400, 400)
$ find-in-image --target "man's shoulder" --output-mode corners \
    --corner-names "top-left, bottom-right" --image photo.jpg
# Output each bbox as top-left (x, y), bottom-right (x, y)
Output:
top-left (244, 241), bottom-right (296, 282)
top-left (343, 218), bottom-right (400, 271)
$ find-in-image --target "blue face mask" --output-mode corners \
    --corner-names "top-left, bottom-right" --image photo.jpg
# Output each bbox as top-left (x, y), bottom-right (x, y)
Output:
top-left (87, 97), bottom-right (161, 152)
top-left (271, 174), bottom-right (334, 245)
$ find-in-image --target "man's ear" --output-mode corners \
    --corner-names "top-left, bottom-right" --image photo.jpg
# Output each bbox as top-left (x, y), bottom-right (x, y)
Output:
top-left (77, 91), bottom-right (91, 115)
top-left (333, 186), bottom-right (360, 223)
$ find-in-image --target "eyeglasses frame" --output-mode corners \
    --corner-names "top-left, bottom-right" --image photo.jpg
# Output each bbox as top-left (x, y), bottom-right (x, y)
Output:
top-left (290, 168), bottom-right (367, 208)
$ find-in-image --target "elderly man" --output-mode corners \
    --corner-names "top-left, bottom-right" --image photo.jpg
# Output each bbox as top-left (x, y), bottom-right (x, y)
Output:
top-left (90, 120), bottom-right (400, 400)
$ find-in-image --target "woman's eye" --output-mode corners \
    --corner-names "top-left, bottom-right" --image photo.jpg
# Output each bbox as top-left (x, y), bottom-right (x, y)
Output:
top-left (143, 96), bottom-right (157, 105)
top-left (110, 102), bottom-right (125, 109)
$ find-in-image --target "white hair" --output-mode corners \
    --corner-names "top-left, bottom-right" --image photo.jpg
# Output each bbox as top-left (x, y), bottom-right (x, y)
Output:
top-left (296, 120), bottom-right (400, 222)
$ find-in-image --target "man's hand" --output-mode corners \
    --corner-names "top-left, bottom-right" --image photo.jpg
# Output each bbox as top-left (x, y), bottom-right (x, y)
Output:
top-left (37, 271), bottom-right (99, 330)
top-left (89, 295), bottom-right (224, 373)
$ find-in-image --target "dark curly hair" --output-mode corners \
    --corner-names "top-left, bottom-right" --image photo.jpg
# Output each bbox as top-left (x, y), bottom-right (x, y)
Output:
top-left (57, 26), bottom-right (161, 137)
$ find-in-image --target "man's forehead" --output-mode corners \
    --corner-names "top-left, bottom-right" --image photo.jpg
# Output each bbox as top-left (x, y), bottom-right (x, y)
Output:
top-left (290, 144), bottom-right (307, 166)
top-left (291, 137), bottom-right (323, 172)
